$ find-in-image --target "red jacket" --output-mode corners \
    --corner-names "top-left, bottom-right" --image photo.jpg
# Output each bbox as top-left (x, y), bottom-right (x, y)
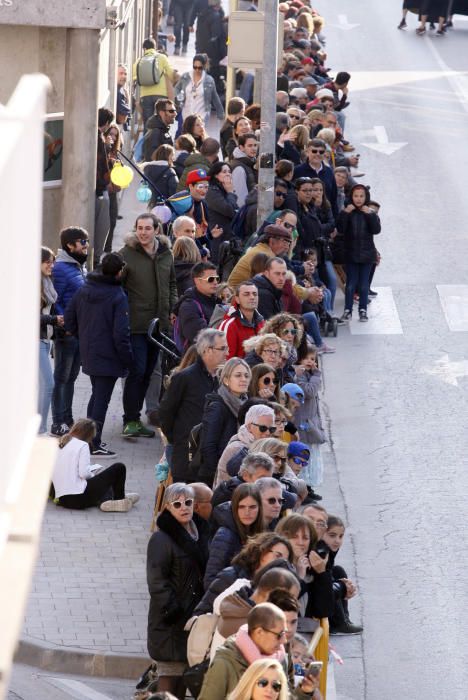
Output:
top-left (218, 306), bottom-right (264, 359)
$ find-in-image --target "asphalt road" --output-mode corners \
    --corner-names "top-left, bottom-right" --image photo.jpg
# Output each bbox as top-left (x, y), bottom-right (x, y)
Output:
top-left (320, 2), bottom-right (468, 699)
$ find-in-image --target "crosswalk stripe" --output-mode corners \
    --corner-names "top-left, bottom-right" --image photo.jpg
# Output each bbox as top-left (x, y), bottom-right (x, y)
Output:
top-left (45, 678), bottom-right (113, 700)
top-left (348, 286), bottom-right (403, 335)
top-left (436, 285), bottom-right (468, 332)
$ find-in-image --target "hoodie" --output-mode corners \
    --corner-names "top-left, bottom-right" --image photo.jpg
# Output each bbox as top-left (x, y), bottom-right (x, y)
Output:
top-left (229, 146), bottom-right (257, 207)
top-left (143, 113), bottom-right (174, 162)
top-left (52, 249), bottom-right (87, 315)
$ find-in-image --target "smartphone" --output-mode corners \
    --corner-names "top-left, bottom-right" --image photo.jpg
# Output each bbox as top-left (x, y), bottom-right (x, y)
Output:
top-left (315, 541), bottom-right (329, 559)
top-left (305, 661), bottom-right (323, 678)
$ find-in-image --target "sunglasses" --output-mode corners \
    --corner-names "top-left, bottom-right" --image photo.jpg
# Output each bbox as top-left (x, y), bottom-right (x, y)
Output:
top-left (266, 497), bottom-right (285, 505)
top-left (170, 498), bottom-right (193, 509)
top-left (261, 376), bottom-right (277, 386)
top-left (78, 239), bottom-right (89, 245)
top-left (257, 678), bottom-right (282, 692)
top-left (274, 455), bottom-right (287, 464)
top-left (199, 275), bottom-right (220, 283)
top-left (252, 424), bottom-right (277, 434)
top-left (310, 148), bottom-right (326, 155)
top-left (165, 108), bottom-right (177, 114)
top-left (291, 456), bottom-right (308, 466)
top-left (282, 221), bottom-right (295, 230)
top-left (281, 327), bottom-right (298, 336)
top-left (193, 65), bottom-right (204, 70)
top-left (275, 191), bottom-right (286, 197)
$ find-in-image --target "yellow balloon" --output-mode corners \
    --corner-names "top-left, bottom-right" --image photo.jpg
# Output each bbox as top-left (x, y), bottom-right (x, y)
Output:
top-left (110, 162), bottom-right (134, 189)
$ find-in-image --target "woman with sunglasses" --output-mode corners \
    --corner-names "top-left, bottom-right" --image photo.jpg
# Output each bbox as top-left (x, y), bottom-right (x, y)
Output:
top-left (248, 364), bottom-right (281, 402)
top-left (204, 483), bottom-right (264, 588)
top-left (198, 358), bottom-right (251, 486)
top-left (250, 437), bottom-right (297, 485)
top-left (175, 53), bottom-right (224, 125)
top-left (147, 482), bottom-right (209, 697)
top-left (261, 313), bottom-right (303, 383)
top-left (276, 514), bottom-right (334, 621)
top-left (228, 659), bottom-right (289, 700)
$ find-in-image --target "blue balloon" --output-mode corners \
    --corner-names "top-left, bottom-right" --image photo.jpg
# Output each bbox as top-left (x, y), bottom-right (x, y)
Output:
top-left (136, 182), bottom-right (152, 203)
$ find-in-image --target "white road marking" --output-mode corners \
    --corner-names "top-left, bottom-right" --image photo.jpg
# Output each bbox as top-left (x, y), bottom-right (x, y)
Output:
top-left (436, 284), bottom-right (468, 331)
top-left (422, 353), bottom-right (468, 386)
top-left (45, 677), bottom-right (114, 700)
top-left (347, 70), bottom-right (464, 94)
top-left (349, 287), bottom-right (403, 335)
top-left (424, 35), bottom-right (468, 116)
top-left (329, 14), bottom-right (360, 31)
top-left (361, 125), bottom-right (407, 155)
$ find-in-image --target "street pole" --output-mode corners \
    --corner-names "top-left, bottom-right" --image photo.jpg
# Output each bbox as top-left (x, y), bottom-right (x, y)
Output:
top-left (256, 0), bottom-right (278, 227)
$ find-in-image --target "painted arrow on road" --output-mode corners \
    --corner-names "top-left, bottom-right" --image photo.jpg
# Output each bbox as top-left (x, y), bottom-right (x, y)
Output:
top-left (361, 126), bottom-right (407, 156)
top-left (422, 354), bottom-right (468, 387)
top-left (330, 14), bottom-right (360, 31)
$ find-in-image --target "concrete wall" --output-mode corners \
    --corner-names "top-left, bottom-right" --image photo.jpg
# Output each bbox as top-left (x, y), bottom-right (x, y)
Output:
top-left (0, 0), bottom-right (106, 29)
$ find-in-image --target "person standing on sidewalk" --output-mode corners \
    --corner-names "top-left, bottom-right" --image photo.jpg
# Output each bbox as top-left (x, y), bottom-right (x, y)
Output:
top-left (120, 213), bottom-right (177, 438)
top-left (50, 227), bottom-right (89, 437)
top-left (133, 38), bottom-right (175, 130)
top-left (39, 247), bottom-right (63, 434)
top-left (172, 0), bottom-right (195, 56)
top-left (64, 253), bottom-right (133, 458)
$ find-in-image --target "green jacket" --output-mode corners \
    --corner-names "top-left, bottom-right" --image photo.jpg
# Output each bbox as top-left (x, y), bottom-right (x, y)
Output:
top-left (119, 233), bottom-right (177, 333)
top-left (177, 153), bottom-right (213, 190)
top-left (198, 639), bottom-right (248, 700)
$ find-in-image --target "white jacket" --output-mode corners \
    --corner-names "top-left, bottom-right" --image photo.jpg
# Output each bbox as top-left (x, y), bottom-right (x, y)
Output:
top-left (52, 437), bottom-right (93, 498)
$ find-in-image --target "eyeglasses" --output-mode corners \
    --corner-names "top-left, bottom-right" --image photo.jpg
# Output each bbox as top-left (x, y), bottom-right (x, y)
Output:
top-left (273, 455), bottom-right (287, 464)
top-left (257, 678), bottom-right (283, 692)
top-left (261, 627), bottom-right (287, 641)
top-left (275, 191), bottom-right (286, 197)
top-left (79, 239), bottom-right (89, 245)
top-left (170, 498), bottom-right (193, 509)
top-left (281, 328), bottom-right (298, 336)
top-left (199, 275), bottom-right (220, 283)
top-left (263, 348), bottom-right (280, 356)
top-left (261, 376), bottom-right (277, 386)
top-left (252, 424), bottom-right (277, 434)
top-left (282, 221), bottom-right (295, 230)
top-left (165, 108), bottom-right (177, 114)
top-left (310, 148), bottom-right (326, 155)
top-left (212, 345), bottom-right (229, 352)
top-left (265, 497), bottom-right (285, 505)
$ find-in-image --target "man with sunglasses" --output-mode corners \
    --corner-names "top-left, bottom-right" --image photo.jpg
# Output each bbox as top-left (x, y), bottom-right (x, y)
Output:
top-left (50, 227), bottom-right (89, 436)
top-left (294, 138), bottom-right (338, 217)
top-left (173, 261), bottom-right (219, 347)
top-left (143, 98), bottom-right (176, 162)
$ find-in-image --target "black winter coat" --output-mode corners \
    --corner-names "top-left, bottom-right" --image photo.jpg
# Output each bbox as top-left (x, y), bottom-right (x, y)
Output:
top-left (253, 274), bottom-right (283, 320)
top-left (204, 502), bottom-right (244, 589)
top-left (296, 203), bottom-right (323, 254)
top-left (337, 207), bottom-right (381, 264)
top-left (205, 182), bottom-right (239, 240)
top-left (144, 161), bottom-right (178, 205)
top-left (198, 392), bottom-right (240, 486)
top-left (143, 114), bottom-right (173, 162)
top-left (159, 357), bottom-right (218, 480)
top-left (304, 569), bottom-right (336, 620)
top-left (193, 0), bottom-right (227, 63)
top-left (64, 271), bottom-right (133, 377)
top-left (195, 563), bottom-right (250, 614)
top-left (173, 287), bottom-right (218, 346)
top-left (147, 509), bottom-right (209, 661)
top-left (211, 476), bottom-right (245, 508)
top-left (174, 259), bottom-right (195, 296)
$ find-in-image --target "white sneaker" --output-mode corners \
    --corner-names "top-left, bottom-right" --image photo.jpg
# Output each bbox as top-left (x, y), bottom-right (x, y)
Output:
top-left (126, 493), bottom-right (140, 505)
top-left (100, 498), bottom-right (132, 512)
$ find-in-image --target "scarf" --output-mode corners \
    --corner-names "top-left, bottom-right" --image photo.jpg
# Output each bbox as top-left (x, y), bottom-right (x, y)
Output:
top-left (235, 624), bottom-right (286, 664)
top-left (218, 383), bottom-right (247, 418)
top-left (42, 275), bottom-right (57, 306)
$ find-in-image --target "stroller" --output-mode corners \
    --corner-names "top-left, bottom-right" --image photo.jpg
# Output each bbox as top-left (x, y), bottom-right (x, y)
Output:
top-left (147, 318), bottom-right (181, 400)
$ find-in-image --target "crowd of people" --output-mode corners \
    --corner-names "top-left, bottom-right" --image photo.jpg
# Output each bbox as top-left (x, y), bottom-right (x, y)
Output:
top-left (38, 0), bottom-right (381, 697)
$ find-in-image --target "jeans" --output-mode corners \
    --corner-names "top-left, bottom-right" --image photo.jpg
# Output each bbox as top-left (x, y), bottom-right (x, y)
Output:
top-left (324, 260), bottom-right (337, 310)
top-left (140, 95), bottom-right (165, 130)
top-left (87, 375), bottom-right (118, 448)
top-left (321, 288), bottom-right (332, 314)
top-left (38, 340), bottom-right (54, 433)
top-left (58, 462), bottom-right (127, 509)
top-left (302, 311), bottom-right (324, 348)
top-left (52, 335), bottom-right (81, 426)
top-left (123, 334), bottom-right (159, 423)
top-left (172, 0), bottom-right (191, 48)
top-left (345, 262), bottom-right (372, 312)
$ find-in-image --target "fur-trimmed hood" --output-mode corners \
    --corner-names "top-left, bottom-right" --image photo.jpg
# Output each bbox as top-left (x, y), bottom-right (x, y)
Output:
top-left (123, 230), bottom-right (171, 251)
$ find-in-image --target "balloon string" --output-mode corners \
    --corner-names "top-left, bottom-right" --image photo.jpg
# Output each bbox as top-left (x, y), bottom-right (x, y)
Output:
top-left (117, 151), bottom-right (167, 203)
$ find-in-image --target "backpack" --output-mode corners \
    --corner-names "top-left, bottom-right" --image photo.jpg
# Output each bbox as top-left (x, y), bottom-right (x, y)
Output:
top-left (173, 299), bottom-right (206, 354)
top-left (183, 613), bottom-right (219, 699)
top-left (136, 54), bottom-right (162, 86)
top-left (218, 238), bottom-right (245, 281)
top-left (230, 203), bottom-right (250, 239)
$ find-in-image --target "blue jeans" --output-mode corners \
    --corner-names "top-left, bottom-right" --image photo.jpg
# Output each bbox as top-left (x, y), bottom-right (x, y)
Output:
top-left (302, 311), bottom-right (324, 348)
top-left (172, 0), bottom-right (191, 48)
top-left (123, 334), bottom-right (159, 423)
top-left (38, 340), bottom-right (54, 433)
top-left (321, 288), bottom-right (332, 314)
top-left (324, 260), bottom-right (337, 310)
top-left (345, 262), bottom-right (373, 312)
top-left (52, 335), bottom-right (81, 426)
top-left (87, 375), bottom-right (118, 448)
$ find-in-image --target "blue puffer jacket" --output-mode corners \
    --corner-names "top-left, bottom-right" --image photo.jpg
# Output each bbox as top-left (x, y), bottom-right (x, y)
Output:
top-left (204, 502), bottom-right (243, 590)
top-left (52, 249), bottom-right (86, 314)
top-left (64, 271), bottom-right (133, 377)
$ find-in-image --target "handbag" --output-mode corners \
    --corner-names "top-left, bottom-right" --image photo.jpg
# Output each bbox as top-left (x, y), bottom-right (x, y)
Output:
top-left (182, 658), bottom-right (210, 699)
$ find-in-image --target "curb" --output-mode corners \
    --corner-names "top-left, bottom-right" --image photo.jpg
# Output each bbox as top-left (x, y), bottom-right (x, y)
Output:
top-left (15, 636), bottom-right (183, 680)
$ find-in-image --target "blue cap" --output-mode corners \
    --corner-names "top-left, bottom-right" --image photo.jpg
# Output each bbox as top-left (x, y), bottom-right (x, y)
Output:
top-left (288, 441), bottom-right (311, 459)
top-left (282, 383), bottom-right (305, 404)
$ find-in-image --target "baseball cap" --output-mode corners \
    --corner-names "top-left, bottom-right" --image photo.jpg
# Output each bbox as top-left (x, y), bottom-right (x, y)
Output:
top-left (186, 168), bottom-right (209, 186)
top-left (282, 383), bottom-right (305, 404)
top-left (316, 88), bottom-right (334, 100)
top-left (290, 87), bottom-right (307, 99)
top-left (288, 441), bottom-right (311, 459)
top-left (303, 76), bottom-right (319, 86)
